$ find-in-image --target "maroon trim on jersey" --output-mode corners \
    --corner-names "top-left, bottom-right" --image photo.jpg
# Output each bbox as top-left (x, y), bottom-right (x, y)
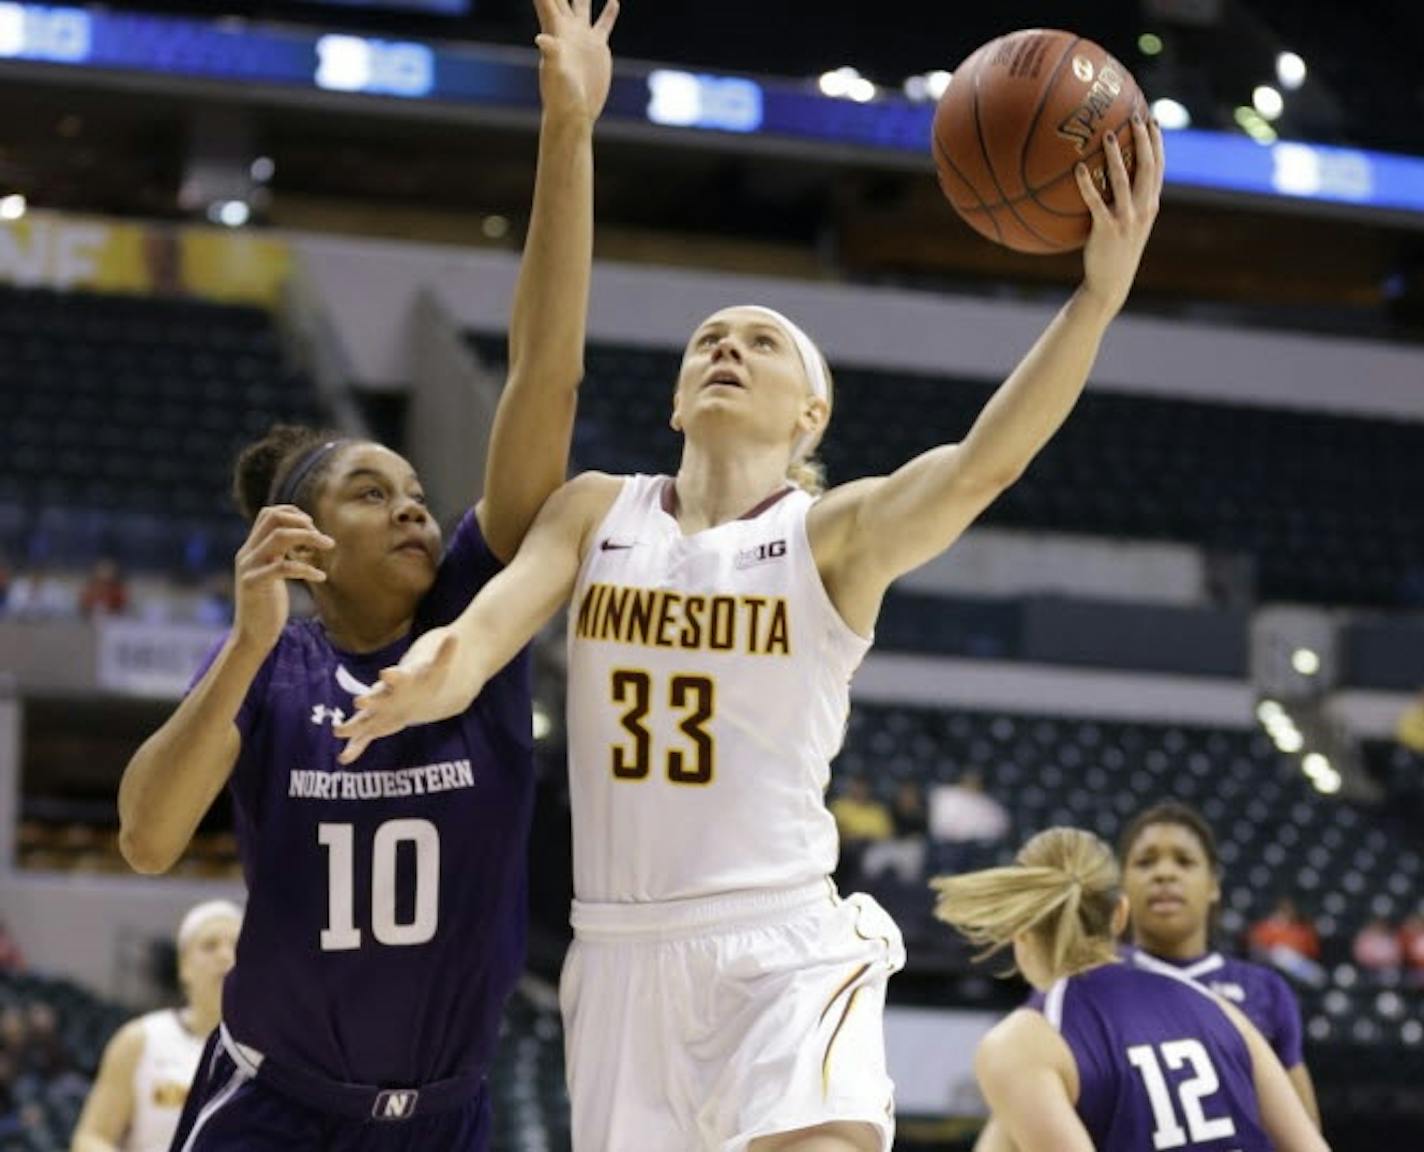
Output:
top-left (660, 477), bottom-right (797, 522)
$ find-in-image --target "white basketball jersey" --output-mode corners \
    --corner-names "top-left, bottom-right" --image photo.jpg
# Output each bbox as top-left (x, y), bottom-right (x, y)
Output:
top-left (566, 474), bottom-right (871, 902)
top-left (126, 1009), bottom-right (204, 1152)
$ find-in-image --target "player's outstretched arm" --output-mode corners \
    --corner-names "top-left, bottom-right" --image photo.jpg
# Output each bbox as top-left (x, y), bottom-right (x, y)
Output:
top-left (70, 1020), bottom-right (144, 1152)
top-left (478, 0), bottom-right (620, 562)
top-left (337, 472), bottom-right (620, 762)
top-left (810, 118), bottom-right (1164, 635)
top-left (118, 507), bottom-right (333, 873)
top-left (973, 1011), bottom-right (1095, 1152)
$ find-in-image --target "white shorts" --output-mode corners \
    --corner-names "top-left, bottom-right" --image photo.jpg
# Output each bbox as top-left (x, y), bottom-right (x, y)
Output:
top-left (560, 880), bottom-right (906, 1152)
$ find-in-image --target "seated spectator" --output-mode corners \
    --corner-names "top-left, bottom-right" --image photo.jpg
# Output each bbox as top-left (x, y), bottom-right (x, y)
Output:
top-left (79, 558), bottom-right (128, 618)
top-left (1398, 691), bottom-right (1424, 754)
top-left (0, 921), bottom-right (23, 972)
top-left (831, 777), bottom-right (892, 887)
top-left (928, 768), bottom-right (1009, 845)
top-left (192, 572), bottom-right (235, 627)
top-left (1248, 896), bottom-right (1325, 987)
top-left (864, 781), bottom-right (929, 884)
top-left (830, 777), bottom-right (893, 845)
top-left (1353, 916), bottom-right (1403, 975)
top-left (5, 567), bottom-right (78, 618)
top-left (1399, 914), bottom-right (1424, 987)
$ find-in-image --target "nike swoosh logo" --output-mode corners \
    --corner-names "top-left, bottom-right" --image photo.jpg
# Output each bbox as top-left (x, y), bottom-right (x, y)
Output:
top-left (335, 665), bottom-right (372, 698)
top-left (600, 540), bottom-right (636, 552)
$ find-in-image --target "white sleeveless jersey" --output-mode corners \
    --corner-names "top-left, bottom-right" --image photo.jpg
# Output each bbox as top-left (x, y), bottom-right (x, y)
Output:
top-left (566, 474), bottom-right (871, 902)
top-left (126, 1009), bottom-right (204, 1152)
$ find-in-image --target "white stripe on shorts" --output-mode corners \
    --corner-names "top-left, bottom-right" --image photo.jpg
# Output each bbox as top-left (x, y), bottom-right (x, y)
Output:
top-left (177, 1062), bottom-right (251, 1152)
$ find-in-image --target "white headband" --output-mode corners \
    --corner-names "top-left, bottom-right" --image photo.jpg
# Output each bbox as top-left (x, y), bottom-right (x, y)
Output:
top-left (734, 305), bottom-right (829, 461)
top-left (177, 899), bottom-right (243, 951)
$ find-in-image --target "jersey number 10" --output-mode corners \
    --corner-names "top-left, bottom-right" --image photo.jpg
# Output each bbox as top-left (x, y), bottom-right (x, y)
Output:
top-left (1127, 1039), bottom-right (1238, 1150)
top-left (318, 820), bottom-right (439, 952)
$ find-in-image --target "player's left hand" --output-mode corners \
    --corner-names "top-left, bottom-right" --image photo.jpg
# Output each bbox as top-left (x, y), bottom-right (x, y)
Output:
top-left (1076, 114), bottom-right (1164, 318)
top-left (334, 627), bottom-right (478, 763)
top-left (534, 0), bottom-right (621, 127)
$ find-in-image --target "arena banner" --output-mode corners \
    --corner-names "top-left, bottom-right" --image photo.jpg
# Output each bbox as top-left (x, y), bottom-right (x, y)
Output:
top-left (95, 620), bottom-right (226, 699)
top-left (0, 209), bottom-right (290, 305)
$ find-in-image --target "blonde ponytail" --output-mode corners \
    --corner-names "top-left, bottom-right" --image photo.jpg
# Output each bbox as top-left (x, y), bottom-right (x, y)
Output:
top-left (786, 456), bottom-right (827, 496)
top-left (932, 827), bottom-right (1120, 978)
top-left (787, 352), bottom-right (834, 496)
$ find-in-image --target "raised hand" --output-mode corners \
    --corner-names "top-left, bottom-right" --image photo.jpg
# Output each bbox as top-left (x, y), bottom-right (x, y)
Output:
top-left (334, 626), bottom-right (480, 763)
top-left (233, 506), bottom-right (333, 654)
top-left (533, 0), bottom-right (620, 126)
top-left (1075, 114), bottom-right (1165, 319)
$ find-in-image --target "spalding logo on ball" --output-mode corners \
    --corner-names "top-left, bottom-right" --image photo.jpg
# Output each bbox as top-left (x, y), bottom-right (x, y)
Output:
top-left (933, 29), bottom-right (1146, 253)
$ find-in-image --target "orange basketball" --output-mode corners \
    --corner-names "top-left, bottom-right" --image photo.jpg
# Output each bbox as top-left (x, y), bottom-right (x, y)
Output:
top-left (933, 29), bottom-right (1147, 254)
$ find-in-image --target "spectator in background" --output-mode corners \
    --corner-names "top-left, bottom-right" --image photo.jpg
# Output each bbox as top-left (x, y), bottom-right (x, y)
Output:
top-left (0, 921), bottom-right (24, 972)
top-left (6, 566), bottom-right (78, 618)
top-left (1398, 913), bottom-right (1424, 987)
top-left (1248, 896), bottom-right (1325, 987)
top-left (1353, 916), bottom-right (1402, 977)
top-left (1397, 690), bottom-right (1424, 754)
top-left (864, 780), bottom-right (929, 884)
top-left (929, 768), bottom-right (1009, 845)
top-left (830, 776), bottom-right (892, 887)
top-left (830, 776), bottom-right (893, 845)
top-left (79, 558), bottom-right (128, 618)
top-left (191, 572), bottom-right (235, 627)
top-left (0, 556), bottom-right (10, 612)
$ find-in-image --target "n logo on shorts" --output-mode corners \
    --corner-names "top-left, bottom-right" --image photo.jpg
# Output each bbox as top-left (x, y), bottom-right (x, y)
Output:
top-left (372, 1089), bottom-right (419, 1121)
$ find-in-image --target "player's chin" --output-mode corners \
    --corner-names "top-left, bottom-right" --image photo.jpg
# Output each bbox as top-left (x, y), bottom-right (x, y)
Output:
top-left (383, 557), bottom-right (438, 597)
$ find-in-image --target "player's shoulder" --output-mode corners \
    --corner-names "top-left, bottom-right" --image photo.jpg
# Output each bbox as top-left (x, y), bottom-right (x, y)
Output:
top-left (1233, 955), bottom-right (1300, 1003)
top-left (554, 471), bottom-right (633, 534)
top-left (103, 1016), bottom-right (150, 1067)
top-left (979, 1006), bottom-right (1074, 1078)
top-left (564, 470), bottom-right (627, 501)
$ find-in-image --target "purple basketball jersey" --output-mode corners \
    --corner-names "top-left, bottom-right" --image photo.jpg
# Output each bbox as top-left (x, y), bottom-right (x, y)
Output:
top-left (190, 510), bottom-right (533, 1089)
top-left (1036, 963), bottom-right (1272, 1152)
top-left (1122, 944), bottom-right (1305, 1069)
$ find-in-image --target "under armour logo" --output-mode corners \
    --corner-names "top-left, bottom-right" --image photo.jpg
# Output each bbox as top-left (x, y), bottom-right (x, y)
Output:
top-left (311, 705), bottom-right (346, 727)
top-left (372, 1089), bottom-right (419, 1121)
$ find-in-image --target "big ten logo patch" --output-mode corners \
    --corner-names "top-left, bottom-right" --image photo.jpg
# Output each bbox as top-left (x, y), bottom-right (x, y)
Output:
top-left (735, 539), bottom-right (787, 570)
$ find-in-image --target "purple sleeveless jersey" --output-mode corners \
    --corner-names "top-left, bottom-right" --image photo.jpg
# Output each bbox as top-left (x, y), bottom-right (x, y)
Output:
top-left (1122, 944), bottom-right (1305, 1070)
top-left (190, 510), bottom-right (533, 1089)
top-left (1033, 963), bottom-right (1273, 1152)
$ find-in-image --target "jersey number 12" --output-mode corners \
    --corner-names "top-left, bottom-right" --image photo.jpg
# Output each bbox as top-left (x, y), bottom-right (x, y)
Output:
top-left (318, 820), bottom-right (439, 951)
top-left (1126, 1039), bottom-right (1238, 1149)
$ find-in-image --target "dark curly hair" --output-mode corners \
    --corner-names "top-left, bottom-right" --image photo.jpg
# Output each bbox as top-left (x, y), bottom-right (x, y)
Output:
top-left (231, 423), bottom-right (349, 523)
top-left (1118, 800), bottom-right (1221, 875)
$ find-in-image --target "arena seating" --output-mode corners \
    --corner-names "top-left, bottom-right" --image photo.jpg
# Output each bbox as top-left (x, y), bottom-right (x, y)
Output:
top-left (490, 988), bottom-right (571, 1152)
top-left (0, 286), bottom-right (325, 576)
top-left (467, 335), bottom-right (1424, 609)
top-left (0, 971), bottom-right (127, 1150)
top-left (0, 970), bottom-right (571, 1152)
top-left (829, 703), bottom-right (1424, 1051)
top-left (1364, 740), bottom-right (1424, 827)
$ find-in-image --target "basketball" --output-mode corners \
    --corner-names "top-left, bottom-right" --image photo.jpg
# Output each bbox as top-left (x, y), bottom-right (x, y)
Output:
top-left (933, 29), bottom-right (1147, 253)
